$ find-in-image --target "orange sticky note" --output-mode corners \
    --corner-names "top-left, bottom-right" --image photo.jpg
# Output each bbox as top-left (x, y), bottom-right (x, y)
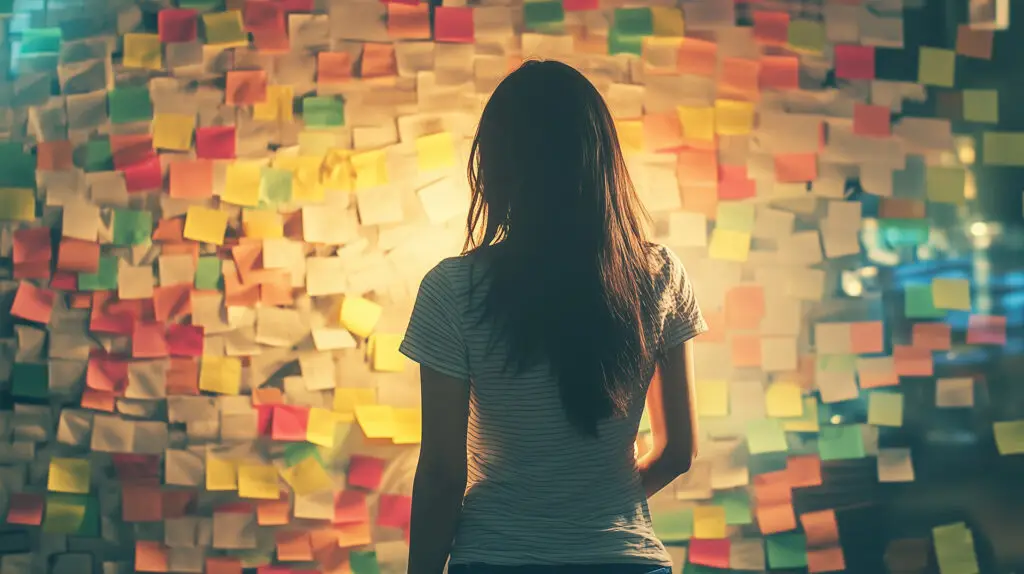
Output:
top-left (753, 11), bottom-right (789, 45)
top-left (786, 455), bottom-right (823, 488)
top-left (774, 153), bottom-right (817, 182)
top-left (718, 57), bottom-right (760, 101)
top-left (643, 112), bottom-right (684, 151)
top-left (318, 52), bottom-right (353, 84)
top-left (800, 509), bottom-right (840, 546)
top-left (678, 38), bottom-right (717, 77)
top-left (731, 334), bottom-right (762, 368)
top-left (361, 43), bottom-right (397, 78)
top-left (225, 70), bottom-right (268, 105)
top-left (11, 282), bottom-right (55, 324)
top-left (388, 3), bottom-right (431, 39)
top-left (808, 547), bottom-right (846, 573)
top-left (853, 104), bottom-right (891, 137)
top-left (893, 344), bottom-right (934, 376)
top-left (276, 530), bottom-right (314, 562)
top-left (850, 321), bottom-right (884, 354)
top-left (759, 55), bottom-right (799, 90)
top-left (756, 502), bottom-right (797, 534)
top-left (169, 160), bottom-right (214, 199)
top-left (135, 540), bottom-right (169, 572)
top-left (912, 323), bottom-right (951, 350)
top-left (725, 285), bottom-right (764, 330)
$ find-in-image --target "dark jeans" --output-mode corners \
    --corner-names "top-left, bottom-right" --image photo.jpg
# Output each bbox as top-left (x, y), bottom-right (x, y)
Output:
top-left (449, 565), bottom-right (671, 574)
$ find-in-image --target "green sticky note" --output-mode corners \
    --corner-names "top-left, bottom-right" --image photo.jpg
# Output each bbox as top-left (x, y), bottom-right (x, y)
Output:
top-left (283, 442), bottom-right (322, 467)
top-left (816, 354), bottom-right (856, 373)
top-left (712, 490), bottom-right (752, 524)
top-left (787, 20), bottom-right (825, 54)
top-left (0, 0), bottom-right (13, 16)
top-left (962, 89), bottom-right (998, 123)
top-left (178, 0), bottom-right (223, 12)
top-left (79, 255), bottom-right (119, 291)
top-left (303, 96), bottom-right (344, 128)
top-left (746, 418), bottom-right (788, 454)
top-left (108, 86), bottom-right (153, 124)
top-left (766, 533), bottom-right (808, 569)
top-left (682, 564), bottom-right (725, 574)
top-left (20, 28), bottom-right (62, 54)
top-left (982, 131), bottom-right (1024, 166)
top-left (716, 202), bottom-right (755, 232)
top-left (650, 508), bottom-right (693, 542)
top-left (613, 7), bottom-right (653, 36)
top-left (112, 208), bottom-right (152, 245)
top-left (523, 1), bottom-right (565, 30)
top-left (42, 494), bottom-right (87, 534)
top-left (81, 139), bottom-right (114, 172)
top-left (12, 362), bottom-right (48, 399)
top-left (918, 46), bottom-right (956, 87)
top-left (0, 142), bottom-right (38, 188)
top-left (194, 256), bottom-right (223, 290)
top-left (933, 523), bottom-right (980, 574)
top-left (868, 391), bottom-right (904, 427)
top-left (879, 219), bottom-right (930, 247)
top-left (260, 167), bottom-right (293, 205)
top-left (904, 283), bottom-right (945, 319)
top-left (608, 30), bottom-right (643, 56)
top-left (818, 424), bottom-right (865, 461)
top-left (350, 550), bottom-right (380, 574)
top-left (925, 166), bottom-right (966, 205)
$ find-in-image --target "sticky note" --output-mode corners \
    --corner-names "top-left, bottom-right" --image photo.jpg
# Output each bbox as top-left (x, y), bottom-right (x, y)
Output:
top-left (766, 533), bottom-right (808, 569)
top-left (982, 132), bottom-right (1024, 166)
top-left (122, 33), bottom-right (162, 69)
top-left (370, 333), bottom-right (406, 373)
top-left (198, 355), bottom-right (243, 395)
top-left (195, 256), bottom-right (222, 289)
top-left (817, 425), bottom-right (865, 460)
top-left (696, 380), bottom-right (729, 416)
top-left (434, 6), bottom-right (474, 43)
top-left (693, 505), bottom-right (727, 539)
top-left (306, 408), bottom-right (341, 447)
top-left (0, 188), bottom-right (35, 221)
top-left (350, 149), bottom-right (388, 190)
top-left (787, 20), bottom-right (824, 54)
top-left (303, 96), bottom-right (344, 128)
top-left (78, 255), bottom-right (118, 291)
top-left (993, 420), bottom-right (1024, 455)
top-left (355, 404), bottom-right (397, 439)
top-left (712, 490), bottom-right (752, 524)
top-left (223, 161), bottom-right (263, 206)
top-left (616, 120), bottom-right (644, 154)
top-left (716, 202), bottom-right (755, 232)
top-left (931, 277), bottom-right (971, 310)
top-left (962, 89), bottom-right (998, 123)
top-left (746, 418), bottom-right (787, 454)
top-left (708, 228), bottom-right (751, 262)
top-left (523, 1), bottom-right (565, 31)
top-left (237, 465), bottom-right (281, 500)
top-left (650, 6), bottom-right (684, 36)
top-left (113, 208), bottom-right (153, 246)
top-left (918, 47), bottom-right (956, 87)
top-left (42, 496), bottom-right (87, 534)
top-left (783, 397), bottom-right (820, 432)
top-left (108, 86), bottom-right (153, 124)
top-left (416, 132), bottom-right (456, 171)
top-left (651, 508), bottom-right (693, 542)
top-left (183, 206), bottom-right (229, 246)
top-left (765, 381), bottom-right (803, 418)
top-left (714, 99), bottom-right (754, 135)
top-left (613, 7), bottom-right (653, 35)
top-left (205, 454), bottom-right (237, 491)
top-left (242, 209), bottom-right (283, 239)
top-left (392, 407), bottom-right (422, 444)
top-left (333, 388), bottom-right (377, 419)
top-left (259, 167), bottom-right (293, 205)
top-left (48, 458), bottom-right (90, 494)
top-left (925, 166), bottom-right (966, 205)
top-left (280, 456), bottom-right (333, 495)
top-left (253, 85), bottom-right (294, 122)
top-left (340, 296), bottom-right (383, 338)
top-left (152, 113), bottom-right (196, 151)
top-left (868, 392), bottom-right (904, 427)
top-left (202, 11), bottom-right (247, 47)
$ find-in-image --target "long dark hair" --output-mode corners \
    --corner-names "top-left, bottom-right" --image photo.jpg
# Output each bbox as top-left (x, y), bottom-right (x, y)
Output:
top-left (464, 60), bottom-right (658, 437)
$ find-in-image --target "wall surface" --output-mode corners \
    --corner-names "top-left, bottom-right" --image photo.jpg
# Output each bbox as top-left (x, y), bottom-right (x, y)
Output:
top-left (0, 0), bottom-right (1019, 572)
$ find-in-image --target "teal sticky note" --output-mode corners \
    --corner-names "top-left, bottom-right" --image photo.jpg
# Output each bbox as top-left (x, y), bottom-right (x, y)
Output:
top-left (350, 550), bottom-right (380, 574)
top-left (608, 30), bottom-right (643, 56)
top-left (905, 283), bottom-right (945, 319)
top-left (303, 96), bottom-right (344, 128)
top-left (0, 142), bottom-right (38, 188)
top-left (746, 418), bottom-right (788, 454)
top-left (112, 208), bottom-right (152, 246)
top-left (879, 219), bottom-right (929, 247)
top-left (523, 1), bottom-right (565, 31)
top-left (194, 256), bottom-right (222, 290)
top-left (613, 7), bottom-right (653, 36)
top-left (650, 508), bottom-right (693, 542)
top-left (766, 533), bottom-right (808, 569)
top-left (962, 89), bottom-right (998, 123)
top-left (712, 489), bottom-right (752, 525)
top-left (20, 28), bottom-right (62, 54)
top-left (178, 0), bottom-right (223, 12)
top-left (79, 255), bottom-right (119, 291)
top-left (260, 167), bottom-right (293, 205)
top-left (81, 140), bottom-right (114, 172)
top-left (12, 362), bottom-right (48, 399)
top-left (867, 391), bottom-right (904, 427)
top-left (818, 424), bottom-right (866, 461)
top-left (0, 0), bottom-right (12, 16)
top-left (108, 86), bottom-right (153, 125)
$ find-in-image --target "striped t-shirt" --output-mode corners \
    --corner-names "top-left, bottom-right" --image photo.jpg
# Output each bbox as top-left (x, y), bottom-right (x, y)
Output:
top-left (399, 243), bottom-right (707, 566)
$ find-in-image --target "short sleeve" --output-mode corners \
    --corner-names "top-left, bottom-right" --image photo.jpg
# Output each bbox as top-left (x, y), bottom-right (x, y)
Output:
top-left (399, 262), bottom-right (470, 380)
top-left (661, 247), bottom-right (709, 349)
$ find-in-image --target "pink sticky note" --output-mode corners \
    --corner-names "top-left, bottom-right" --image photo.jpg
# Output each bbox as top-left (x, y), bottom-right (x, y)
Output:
top-left (967, 314), bottom-right (1007, 345)
top-left (6, 492), bottom-right (44, 526)
top-left (133, 322), bottom-right (169, 358)
top-left (718, 164), bottom-right (756, 200)
top-left (11, 282), bottom-right (55, 324)
top-left (87, 356), bottom-right (129, 392)
top-left (689, 538), bottom-right (730, 569)
top-left (853, 103), bottom-right (891, 137)
top-left (434, 6), bottom-right (474, 43)
top-left (376, 493), bottom-right (412, 529)
top-left (167, 324), bottom-right (204, 357)
top-left (158, 9), bottom-right (198, 43)
top-left (835, 45), bottom-right (875, 80)
top-left (12, 228), bottom-right (52, 265)
top-left (347, 455), bottom-right (386, 490)
top-left (195, 126), bottom-right (236, 159)
top-left (271, 405), bottom-right (310, 441)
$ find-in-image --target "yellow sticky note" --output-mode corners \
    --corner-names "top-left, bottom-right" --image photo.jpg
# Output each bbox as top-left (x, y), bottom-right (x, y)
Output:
top-left (616, 120), bottom-right (644, 155)
top-left (982, 132), bottom-right (1024, 166)
top-left (650, 6), bottom-right (684, 36)
top-left (392, 407), bottom-right (422, 444)
top-left (708, 228), bottom-right (751, 262)
top-left (931, 278), bottom-right (971, 311)
top-left (333, 387), bottom-right (376, 419)
top-left (918, 46), bottom-right (956, 88)
top-left (351, 149), bottom-right (388, 190)
top-left (48, 458), bottom-right (90, 494)
top-left (340, 296), bottom-right (383, 339)
top-left (153, 113), bottom-right (196, 151)
top-left (677, 105), bottom-right (715, 141)
top-left (123, 33), bottom-right (162, 70)
top-left (307, 408), bottom-right (341, 447)
top-left (925, 166), bottom-right (966, 205)
top-left (783, 397), bottom-right (820, 432)
top-left (242, 209), bottom-right (284, 239)
top-left (206, 454), bottom-right (238, 491)
top-left (280, 456), bottom-right (333, 495)
top-left (237, 464), bottom-right (281, 500)
top-left (199, 355), bottom-right (243, 395)
top-left (714, 99), bottom-right (754, 135)
top-left (42, 498), bottom-right (86, 534)
top-left (223, 161), bottom-right (263, 207)
top-left (993, 420), bottom-right (1024, 455)
top-left (693, 505), bottom-right (727, 539)
top-left (787, 20), bottom-right (825, 54)
top-left (253, 85), bottom-right (295, 122)
top-left (963, 89), bottom-right (998, 124)
top-left (370, 333), bottom-right (406, 373)
top-left (416, 132), bottom-right (456, 171)
top-left (355, 404), bottom-right (397, 439)
top-left (765, 381), bottom-right (804, 418)
top-left (183, 206), bottom-right (229, 246)
top-left (0, 188), bottom-right (36, 221)
top-left (323, 149), bottom-right (355, 192)
top-left (696, 380), bottom-right (729, 417)
top-left (868, 392), bottom-right (903, 427)
top-left (202, 11), bottom-right (248, 47)
top-left (275, 155), bottom-right (325, 202)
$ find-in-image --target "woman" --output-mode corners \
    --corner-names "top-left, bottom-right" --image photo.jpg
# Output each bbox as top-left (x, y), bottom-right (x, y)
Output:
top-left (399, 60), bottom-right (707, 574)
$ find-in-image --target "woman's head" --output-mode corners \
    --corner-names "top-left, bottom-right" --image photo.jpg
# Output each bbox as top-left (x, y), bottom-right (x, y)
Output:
top-left (465, 60), bottom-right (658, 437)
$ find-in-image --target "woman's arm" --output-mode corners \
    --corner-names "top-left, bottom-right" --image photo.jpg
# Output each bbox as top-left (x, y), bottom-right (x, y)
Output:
top-left (408, 366), bottom-right (471, 574)
top-left (637, 339), bottom-right (699, 498)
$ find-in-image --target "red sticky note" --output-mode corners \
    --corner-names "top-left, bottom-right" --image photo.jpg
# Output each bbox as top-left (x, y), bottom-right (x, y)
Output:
top-left (893, 344), bottom-right (933, 377)
top-left (112, 453), bottom-right (161, 485)
top-left (562, 0), bottom-right (597, 10)
top-left (167, 324), bottom-right (204, 357)
top-left (718, 164), bottom-right (756, 200)
top-left (133, 322), bottom-right (169, 358)
top-left (11, 282), bottom-right (56, 324)
top-left (271, 405), bottom-right (310, 441)
top-left (689, 538), bottom-right (730, 569)
top-left (12, 227), bottom-right (52, 265)
top-left (834, 44), bottom-right (875, 80)
top-left (853, 103), bottom-right (891, 137)
top-left (6, 492), bottom-right (44, 526)
top-left (87, 356), bottom-right (129, 392)
top-left (334, 490), bottom-right (369, 524)
top-left (753, 11), bottom-right (789, 46)
top-left (158, 9), bottom-right (198, 42)
top-left (774, 152), bottom-right (818, 183)
top-left (123, 155), bottom-right (164, 192)
top-left (49, 271), bottom-right (77, 290)
top-left (279, 0), bottom-right (313, 11)
top-left (376, 493), bottom-right (412, 529)
top-left (123, 485), bottom-right (164, 522)
top-left (434, 6), bottom-right (474, 43)
top-left (37, 140), bottom-right (73, 171)
top-left (967, 314), bottom-right (1007, 345)
top-left (912, 322), bottom-right (951, 351)
top-left (195, 126), bottom-right (236, 159)
top-left (759, 55), bottom-right (799, 90)
top-left (243, 0), bottom-right (286, 32)
top-left (110, 134), bottom-right (155, 170)
top-left (347, 455), bottom-right (386, 490)
top-left (58, 239), bottom-right (100, 273)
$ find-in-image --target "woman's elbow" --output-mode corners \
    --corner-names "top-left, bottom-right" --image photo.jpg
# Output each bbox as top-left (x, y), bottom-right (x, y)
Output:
top-left (664, 444), bottom-right (696, 476)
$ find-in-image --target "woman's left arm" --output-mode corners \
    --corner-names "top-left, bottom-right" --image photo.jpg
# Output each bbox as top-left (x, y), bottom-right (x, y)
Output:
top-left (407, 365), bottom-right (471, 574)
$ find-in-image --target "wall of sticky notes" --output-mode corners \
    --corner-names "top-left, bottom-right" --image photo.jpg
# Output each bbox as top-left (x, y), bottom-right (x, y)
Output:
top-left (0, 0), bottom-right (1021, 572)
